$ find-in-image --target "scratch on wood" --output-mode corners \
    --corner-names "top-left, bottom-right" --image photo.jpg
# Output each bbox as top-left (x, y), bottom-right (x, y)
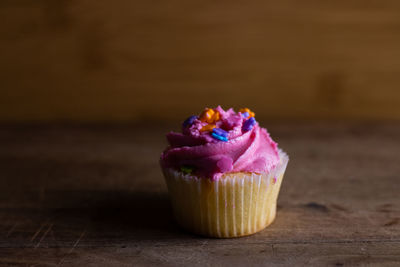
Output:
top-left (34, 223), bottom-right (53, 249)
top-left (377, 208), bottom-right (393, 213)
top-left (57, 229), bottom-right (86, 266)
top-left (377, 203), bottom-right (394, 213)
top-left (31, 222), bottom-right (48, 242)
top-left (304, 202), bottom-right (329, 212)
top-left (6, 222), bottom-right (18, 237)
top-left (383, 218), bottom-right (399, 227)
top-left (200, 240), bottom-right (208, 248)
top-left (330, 204), bottom-right (349, 212)
top-left (271, 244), bottom-right (276, 257)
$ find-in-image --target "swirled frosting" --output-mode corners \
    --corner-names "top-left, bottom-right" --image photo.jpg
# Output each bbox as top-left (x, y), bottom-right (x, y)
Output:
top-left (160, 106), bottom-right (280, 180)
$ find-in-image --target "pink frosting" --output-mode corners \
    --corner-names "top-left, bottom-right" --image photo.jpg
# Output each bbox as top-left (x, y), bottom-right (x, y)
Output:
top-left (160, 106), bottom-right (280, 180)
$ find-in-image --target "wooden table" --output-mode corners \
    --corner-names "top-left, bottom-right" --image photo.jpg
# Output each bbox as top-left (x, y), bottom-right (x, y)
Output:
top-left (0, 123), bottom-right (399, 266)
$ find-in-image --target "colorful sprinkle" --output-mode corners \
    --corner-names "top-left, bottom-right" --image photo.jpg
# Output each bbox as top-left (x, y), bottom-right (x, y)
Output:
top-left (211, 132), bottom-right (228, 142)
top-left (273, 176), bottom-right (277, 184)
top-left (183, 115), bottom-right (198, 127)
top-left (212, 110), bottom-right (220, 122)
top-left (180, 166), bottom-right (193, 174)
top-left (242, 117), bottom-right (256, 132)
top-left (199, 108), bottom-right (220, 124)
top-left (241, 112), bottom-right (250, 118)
top-left (239, 108), bottom-right (255, 118)
top-left (213, 128), bottom-right (228, 138)
top-left (199, 108), bottom-right (213, 122)
top-left (200, 124), bottom-right (216, 132)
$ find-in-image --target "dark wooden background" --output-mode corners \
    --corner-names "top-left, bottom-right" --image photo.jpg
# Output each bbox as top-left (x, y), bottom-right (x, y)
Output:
top-left (1, 1), bottom-right (400, 266)
top-left (1, 0), bottom-right (400, 121)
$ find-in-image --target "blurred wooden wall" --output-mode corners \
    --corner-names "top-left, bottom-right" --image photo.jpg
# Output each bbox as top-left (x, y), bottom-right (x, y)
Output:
top-left (1, 0), bottom-right (400, 121)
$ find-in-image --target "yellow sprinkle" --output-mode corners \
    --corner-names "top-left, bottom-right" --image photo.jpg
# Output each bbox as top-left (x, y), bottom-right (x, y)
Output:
top-left (200, 124), bottom-right (216, 132)
top-left (239, 108), bottom-right (255, 118)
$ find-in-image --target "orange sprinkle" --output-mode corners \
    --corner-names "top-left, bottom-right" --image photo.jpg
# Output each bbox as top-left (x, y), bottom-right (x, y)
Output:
top-left (199, 108), bottom-right (220, 123)
top-left (200, 124), bottom-right (216, 132)
top-left (211, 111), bottom-right (220, 123)
top-left (239, 108), bottom-right (255, 118)
top-left (199, 108), bottom-right (214, 122)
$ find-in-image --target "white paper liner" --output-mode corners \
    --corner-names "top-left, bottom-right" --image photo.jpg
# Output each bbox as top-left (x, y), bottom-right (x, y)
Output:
top-left (162, 149), bottom-right (289, 238)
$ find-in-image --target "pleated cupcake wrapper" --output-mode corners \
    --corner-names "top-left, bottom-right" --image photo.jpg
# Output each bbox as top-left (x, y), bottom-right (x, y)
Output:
top-left (162, 149), bottom-right (289, 238)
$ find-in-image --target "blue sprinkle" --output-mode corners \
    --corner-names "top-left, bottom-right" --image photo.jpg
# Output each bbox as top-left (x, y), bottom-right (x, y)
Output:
top-left (212, 128), bottom-right (228, 138)
top-left (183, 115), bottom-right (198, 127)
top-left (211, 132), bottom-right (228, 142)
top-left (241, 112), bottom-right (249, 118)
top-left (242, 117), bottom-right (256, 132)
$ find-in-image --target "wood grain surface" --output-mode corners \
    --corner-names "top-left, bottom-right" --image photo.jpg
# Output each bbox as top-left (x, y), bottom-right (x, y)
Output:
top-left (1, 1), bottom-right (400, 121)
top-left (0, 122), bottom-right (399, 266)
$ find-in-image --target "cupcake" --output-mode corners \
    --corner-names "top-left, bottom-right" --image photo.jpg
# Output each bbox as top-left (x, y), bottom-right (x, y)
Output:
top-left (160, 106), bottom-right (288, 238)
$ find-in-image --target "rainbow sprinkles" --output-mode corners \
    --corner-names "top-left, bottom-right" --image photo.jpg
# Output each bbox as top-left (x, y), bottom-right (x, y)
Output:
top-left (182, 107), bottom-right (257, 142)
